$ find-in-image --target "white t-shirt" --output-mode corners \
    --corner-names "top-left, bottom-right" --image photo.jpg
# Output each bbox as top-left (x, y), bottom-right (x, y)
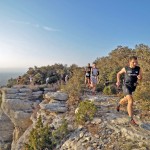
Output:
top-left (46, 77), bottom-right (49, 82)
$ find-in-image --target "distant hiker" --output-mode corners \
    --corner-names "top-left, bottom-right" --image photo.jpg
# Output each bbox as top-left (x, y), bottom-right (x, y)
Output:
top-left (116, 56), bottom-right (142, 126)
top-left (65, 74), bottom-right (69, 84)
top-left (84, 63), bottom-right (92, 87)
top-left (61, 73), bottom-right (66, 85)
top-left (90, 63), bottom-right (99, 95)
top-left (17, 76), bottom-right (22, 84)
top-left (46, 77), bottom-right (50, 85)
top-left (29, 75), bottom-right (34, 85)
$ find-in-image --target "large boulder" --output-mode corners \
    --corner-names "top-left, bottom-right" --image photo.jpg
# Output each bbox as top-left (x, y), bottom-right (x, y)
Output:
top-left (39, 102), bottom-right (67, 113)
top-left (45, 91), bottom-right (68, 101)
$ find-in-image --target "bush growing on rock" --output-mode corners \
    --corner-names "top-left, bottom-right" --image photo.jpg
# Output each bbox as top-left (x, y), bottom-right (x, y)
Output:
top-left (103, 85), bottom-right (117, 95)
top-left (7, 78), bottom-right (17, 87)
top-left (52, 118), bottom-right (68, 145)
top-left (25, 116), bottom-right (68, 150)
top-left (96, 83), bottom-right (104, 92)
top-left (134, 85), bottom-right (150, 111)
top-left (49, 76), bottom-right (58, 84)
top-left (25, 116), bottom-right (54, 150)
top-left (75, 101), bottom-right (97, 125)
top-left (61, 69), bottom-right (84, 106)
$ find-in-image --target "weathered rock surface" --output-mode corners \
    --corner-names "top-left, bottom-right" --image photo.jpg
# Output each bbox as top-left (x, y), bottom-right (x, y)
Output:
top-left (45, 91), bottom-right (68, 101)
top-left (0, 109), bottom-right (14, 150)
top-left (60, 94), bottom-right (150, 150)
top-left (0, 86), bottom-right (150, 150)
top-left (0, 86), bottom-right (55, 150)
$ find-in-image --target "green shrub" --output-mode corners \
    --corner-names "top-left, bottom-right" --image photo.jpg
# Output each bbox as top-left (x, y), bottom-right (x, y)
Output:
top-left (25, 116), bottom-right (68, 150)
top-left (49, 76), bottom-right (58, 84)
top-left (96, 83), bottom-right (104, 92)
top-left (134, 85), bottom-right (150, 111)
top-left (103, 86), bottom-right (111, 95)
top-left (61, 69), bottom-right (84, 106)
top-left (134, 85), bottom-right (150, 101)
top-left (25, 116), bottom-right (54, 150)
top-left (110, 85), bottom-right (117, 94)
top-left (7, 78), bottom-right (17, 88)
top-left (103, 85), bottom-right (117, 95)
top-left (75, 101), bottom-right (97, 125)
top-left (52, 119), bottom-right (68, 145)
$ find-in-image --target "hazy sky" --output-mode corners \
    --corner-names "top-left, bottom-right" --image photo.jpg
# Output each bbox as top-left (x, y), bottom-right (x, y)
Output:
top-left (0, 0), bottom-right (150, 71)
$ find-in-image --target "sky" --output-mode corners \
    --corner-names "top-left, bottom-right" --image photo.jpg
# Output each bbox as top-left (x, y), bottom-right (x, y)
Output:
top-left (0, 0), bottom-right (150, 72)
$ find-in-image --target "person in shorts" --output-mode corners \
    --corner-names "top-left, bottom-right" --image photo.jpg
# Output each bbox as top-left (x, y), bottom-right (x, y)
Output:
top-left (116, 56), bottom-right (142, 126)
top-left (90, 63), bottom-right (99, 95)
top-left (85, 63), bottom-right (92, 87)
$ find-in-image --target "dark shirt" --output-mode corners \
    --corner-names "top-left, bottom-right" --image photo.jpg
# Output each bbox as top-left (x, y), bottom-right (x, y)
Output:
top-left (124, 66), bottom-right (140, 85)
top-left (85, 66), bottom-right (91, 77)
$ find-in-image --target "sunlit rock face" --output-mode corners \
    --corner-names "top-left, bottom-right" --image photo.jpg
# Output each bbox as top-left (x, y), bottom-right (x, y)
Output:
top-left (0, 109), bottom-right (14, 150)
top-left (0, 86), bottom-right (52, 150)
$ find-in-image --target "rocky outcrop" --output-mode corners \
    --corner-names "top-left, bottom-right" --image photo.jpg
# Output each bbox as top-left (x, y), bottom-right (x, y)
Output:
top-left (0, 109), bottom-right (14, 150)
top-left (0, 86), bottom-right (150, 150)
top-left (40, 91), bottom-right (68, 113)
top-left (60, 95), bottom-right (150, 150)
top-left (0, 86), bottom-right (56, 150)
top-left (14, 91), bottom-right (68, 149)
top-left (1, 87), bottom-right (41, 149)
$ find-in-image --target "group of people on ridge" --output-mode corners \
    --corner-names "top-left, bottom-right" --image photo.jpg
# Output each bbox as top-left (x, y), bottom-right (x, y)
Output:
top-left (85, 56), bottom-right (142, 127)
top-left (16, 56), bottom-right (142, 127)
top-left (84, 62), bottom-right (99, 95)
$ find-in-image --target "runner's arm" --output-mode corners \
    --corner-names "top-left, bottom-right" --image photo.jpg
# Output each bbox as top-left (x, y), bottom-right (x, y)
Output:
top-left (116, 67), bottom-right (126, 87)
top-left (137, 69), bottom-right (142, 80)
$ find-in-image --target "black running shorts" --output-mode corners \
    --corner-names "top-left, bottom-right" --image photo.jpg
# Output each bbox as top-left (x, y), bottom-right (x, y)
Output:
top-left (122, 84), bottom-right (136, 96)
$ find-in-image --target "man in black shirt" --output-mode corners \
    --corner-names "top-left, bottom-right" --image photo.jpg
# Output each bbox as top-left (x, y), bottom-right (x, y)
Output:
top-left (85, 63), bottom-right (92, 87)
top-left (116, 56), bottom-right (142, 126)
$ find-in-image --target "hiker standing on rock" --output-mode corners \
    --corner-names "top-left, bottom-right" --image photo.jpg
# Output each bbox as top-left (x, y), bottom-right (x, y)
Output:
top-left (90, 63), bottom-right (99, 95)
top-left (65, 74), bottom-right (69, 84)
top-left (29, 75), bottom-right (34, 85)
top-left (17, 76), bottom-right (22, 84)
top-left (46, 77), bottom-right (50, 85)
top-left (116, 56), bottom-right (142, 126)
